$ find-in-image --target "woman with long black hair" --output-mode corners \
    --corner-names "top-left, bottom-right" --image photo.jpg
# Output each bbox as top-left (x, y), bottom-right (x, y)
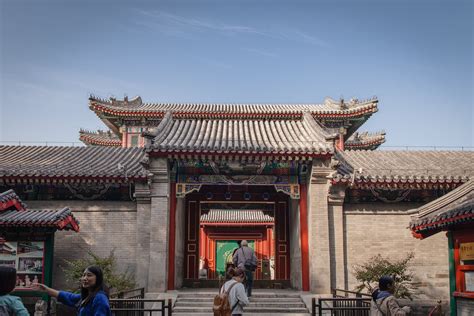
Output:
top-left (32, 265), bottom-right (111, 316)
top-left (0, 266), bottom-right (29, 315)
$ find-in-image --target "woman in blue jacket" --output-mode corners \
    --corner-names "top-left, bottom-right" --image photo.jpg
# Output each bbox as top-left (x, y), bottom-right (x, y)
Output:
top-left (32, 265), bottom-right (111, 316)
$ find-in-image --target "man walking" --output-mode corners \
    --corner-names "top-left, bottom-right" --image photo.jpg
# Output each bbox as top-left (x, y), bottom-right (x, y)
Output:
top-left (232, 240), bottom-right (257, 297)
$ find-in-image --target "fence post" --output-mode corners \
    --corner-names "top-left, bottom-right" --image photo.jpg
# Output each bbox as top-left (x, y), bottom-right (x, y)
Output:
top-left (311, 297), bottom-right (316, 316)
top-left (167, 299), bottom-right (172, 316)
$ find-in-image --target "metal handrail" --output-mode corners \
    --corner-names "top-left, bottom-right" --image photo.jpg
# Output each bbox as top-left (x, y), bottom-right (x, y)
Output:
top-left (109, 298), bottom-right (172, 316)
top-left (110, 288), bottom-right (145, 299)
top-left (311, 296), bottom-right (371, 316)
top-left (332, 288), bottom-right (372, 298)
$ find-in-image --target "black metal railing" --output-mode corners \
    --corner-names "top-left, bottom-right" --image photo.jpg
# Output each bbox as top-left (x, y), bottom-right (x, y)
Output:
top-left (332, 289), bottom-right (371, 298)
top-left (110, 298), bottom-right (172, 316)
top-left (311, 289), bottom-right (371, 316)
top-left (110, 288), bottom-right (146, 299)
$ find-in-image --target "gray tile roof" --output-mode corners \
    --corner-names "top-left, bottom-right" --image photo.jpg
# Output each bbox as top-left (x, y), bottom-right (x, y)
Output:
top-left (333, 150), bottom-right (474, 186)
top-left (145, 112), bottom-right (334, 157)
top-left (409, 181), bottom-right (473, 238)
top-left (89, 95), bottom-right (378, 119)
top-left (79, 129), bottom-right (121, 147)
top-left (0, 146), bottom-right (147, 183)
top-left (0, 207), bottom-right (80, 231)
top-left (200, 209), bottom-right (274, 223)
top-left (0, 189), bottom-right (27, 210)
top-left (345, 131), bottom-right (386, 150)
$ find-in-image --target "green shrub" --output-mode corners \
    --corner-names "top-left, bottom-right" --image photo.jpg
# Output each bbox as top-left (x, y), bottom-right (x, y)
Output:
top-left (353, 252), bottom-right (415, 299)
top-left (62, 249), bottom-right (136, 294)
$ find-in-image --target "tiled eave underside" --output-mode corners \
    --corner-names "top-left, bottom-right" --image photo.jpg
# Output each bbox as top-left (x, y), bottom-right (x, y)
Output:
top-left (0, 175), bottom-right (146, 185)
top-left (345, 139), bottom-right (385, 149)
top-left (79, 134), bottom-right (121, 147)
top-left (147, 150), bottom-right (331, 161)
top-left (91, 103), bottom-right (377, 120)
top-left (331, 178), bottom-right (469, 189)
top-left (410, 211), bottom-right (473, 239)
top-left (0, 190), bottom-right (27, 211)
top-left (0, 210), bottom-right (80, 232)
top-left (200, 209), bottom-right (274, 224)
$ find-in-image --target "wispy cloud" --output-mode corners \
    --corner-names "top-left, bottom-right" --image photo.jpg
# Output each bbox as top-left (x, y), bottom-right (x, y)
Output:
top-left (135, 10), bottom-right (329, 47)
top-left (243, 48), bottom-right (278, 58)
top-left (195, 57), bottom-right (233, 70)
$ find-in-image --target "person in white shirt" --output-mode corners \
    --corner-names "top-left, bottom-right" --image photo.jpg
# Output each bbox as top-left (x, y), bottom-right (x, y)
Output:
top-left (222, 267), bottom-right (250, 316)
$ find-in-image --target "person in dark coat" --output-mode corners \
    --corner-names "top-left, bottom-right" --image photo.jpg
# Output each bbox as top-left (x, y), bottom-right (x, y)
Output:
top-left (232, 240), bottom-right (257, 297)
top-left (370, 275), bottom-right (411, 315)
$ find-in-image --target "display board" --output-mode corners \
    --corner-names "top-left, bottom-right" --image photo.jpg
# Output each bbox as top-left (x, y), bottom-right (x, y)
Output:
top-left (0, 240), bottom-right (45, 290)
top-left (460, 242), bottom-right (474, 262)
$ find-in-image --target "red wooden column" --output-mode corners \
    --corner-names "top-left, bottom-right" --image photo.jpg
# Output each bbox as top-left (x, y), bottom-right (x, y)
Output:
top-left (121, 129), bottom-right (128, 147)
top-left (299, 184), bottom-right (310, 291)
top-left (167, 183), bottom-right (177, 290)
top-left (199, 227), bottom-right (206, 259)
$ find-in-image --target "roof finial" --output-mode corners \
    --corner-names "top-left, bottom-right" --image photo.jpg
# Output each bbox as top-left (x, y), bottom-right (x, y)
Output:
top-left (339, 95), bottom-right (347, 110)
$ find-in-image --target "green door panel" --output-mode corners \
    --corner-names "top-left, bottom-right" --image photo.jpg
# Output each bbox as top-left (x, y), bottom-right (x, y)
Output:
top-left (215, 240), bottom-right (254, 277)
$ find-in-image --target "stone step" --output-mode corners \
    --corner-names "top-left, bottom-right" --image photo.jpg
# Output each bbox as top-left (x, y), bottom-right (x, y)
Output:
top-left (173, 306), bottom-right (309, 313)
top-left (177, 293), bottom-right (302, 298)
top-left (173, 311), bottom-right (311, 316)
top-left (176, 297), bottom-right (303, 302)
top-left (173, 313), bottom-right (310, 316)
top-left (175, 301), bottom-right (306, 308)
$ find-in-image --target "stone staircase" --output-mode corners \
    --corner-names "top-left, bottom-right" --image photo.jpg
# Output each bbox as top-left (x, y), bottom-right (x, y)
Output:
top-left (173, 289), bottom-right (310, 316)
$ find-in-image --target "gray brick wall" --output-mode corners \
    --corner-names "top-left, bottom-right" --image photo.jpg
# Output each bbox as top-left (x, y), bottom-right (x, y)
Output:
top-left (27, 200), bottom-right (137, 290)
top-left (344, 202), bottom-right (449, 300)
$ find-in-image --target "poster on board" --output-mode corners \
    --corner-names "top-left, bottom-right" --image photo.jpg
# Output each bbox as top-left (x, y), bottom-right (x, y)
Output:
top-left (0, 240), bottom-right (45, 290)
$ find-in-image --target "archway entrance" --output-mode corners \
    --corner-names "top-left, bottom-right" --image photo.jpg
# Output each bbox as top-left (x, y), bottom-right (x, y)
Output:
top-left (182, 185), bottom-right (291, 287)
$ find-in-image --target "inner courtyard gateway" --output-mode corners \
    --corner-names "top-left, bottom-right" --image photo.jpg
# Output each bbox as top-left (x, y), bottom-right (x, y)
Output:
top-left (169, 158), bottom-right (312, 289)
top-left (181, 182), bottom-right (296, 286)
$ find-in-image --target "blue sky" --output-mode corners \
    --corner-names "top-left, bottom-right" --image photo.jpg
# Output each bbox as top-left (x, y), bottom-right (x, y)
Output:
top-left (1, 0), bottom-right (472, 148)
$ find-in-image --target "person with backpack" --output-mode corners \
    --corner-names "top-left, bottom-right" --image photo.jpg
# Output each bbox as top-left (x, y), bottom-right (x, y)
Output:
top-left (213, 267), bottom-right (249, 316)
top-left (32, 265), bottom-right (111, 316)
top-left (232, 240), bottom-right (257, 297)
top-left (370, 275), bottom-right (411, 315)
top-left (0, 266), bottom-right (29, 316)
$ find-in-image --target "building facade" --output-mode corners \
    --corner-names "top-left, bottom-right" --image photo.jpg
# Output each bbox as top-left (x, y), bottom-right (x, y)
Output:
top-left (1, 96), bottom-right (472, 304)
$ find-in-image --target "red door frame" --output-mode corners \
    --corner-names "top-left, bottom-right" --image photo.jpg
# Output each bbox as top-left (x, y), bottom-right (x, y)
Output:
top-left (452, 227), bottom-right (474, 299)
top-left (299, 183), bottom-right (310, 291)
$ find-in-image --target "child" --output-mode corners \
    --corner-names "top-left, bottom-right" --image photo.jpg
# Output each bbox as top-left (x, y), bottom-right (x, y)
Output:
top-left (0, 266), bottom-right (29, 316)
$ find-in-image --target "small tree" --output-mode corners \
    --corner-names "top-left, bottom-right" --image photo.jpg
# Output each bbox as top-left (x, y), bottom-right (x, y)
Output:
top-left (353, 252), bottom-right (415, 299)
top-left (63, 249), bottom-right (136, 294)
